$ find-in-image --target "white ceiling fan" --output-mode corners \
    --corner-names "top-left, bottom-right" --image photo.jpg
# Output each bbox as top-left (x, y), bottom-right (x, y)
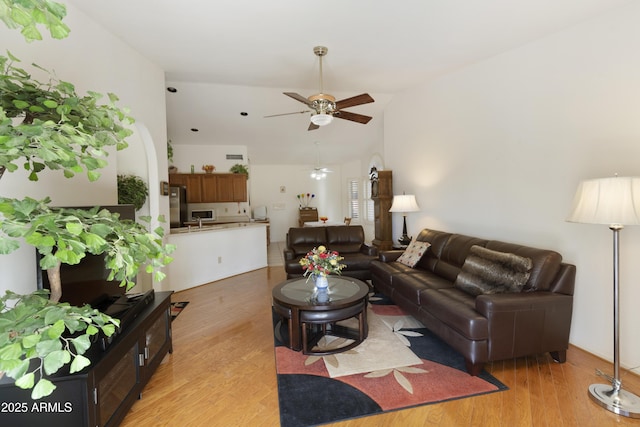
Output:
top-left (265, 46), bottom-right (375, 131)
top-left (309, 142), bottom-right (331, 180)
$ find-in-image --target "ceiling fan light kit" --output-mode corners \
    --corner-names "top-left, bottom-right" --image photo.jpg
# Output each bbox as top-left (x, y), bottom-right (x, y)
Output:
top-left (310, 113), bottom-right (333, 126)
top-left (267, 46), bottom-right (375, 130)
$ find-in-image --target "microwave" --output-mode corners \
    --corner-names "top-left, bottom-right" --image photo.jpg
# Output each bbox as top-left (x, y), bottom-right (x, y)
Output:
top-left (190, 209), bottom-right (216, 221)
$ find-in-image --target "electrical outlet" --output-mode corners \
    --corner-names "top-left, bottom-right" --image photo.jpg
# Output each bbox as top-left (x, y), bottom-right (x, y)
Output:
top-left (225, 208), bottom-right (228, 213)
top-left (218, 256), bottom-right (222, 264)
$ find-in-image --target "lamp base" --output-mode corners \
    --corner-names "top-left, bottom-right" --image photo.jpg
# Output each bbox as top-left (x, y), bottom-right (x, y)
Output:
top-left (589, 383), bottom-right (640, 418)
top-left (397, 235), bottom-right (412, 246)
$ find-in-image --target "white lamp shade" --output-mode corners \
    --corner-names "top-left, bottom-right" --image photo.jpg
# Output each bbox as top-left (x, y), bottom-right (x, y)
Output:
top-left (310, 113), bottom-right (333, 126)
top-left (389, 194), bottom-right (420, 213)
top-left (567, 176), bottom-right (640, 226)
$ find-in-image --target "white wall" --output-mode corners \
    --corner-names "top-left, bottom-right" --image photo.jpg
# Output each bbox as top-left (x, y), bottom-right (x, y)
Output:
top-left (383, 2), bottom-right (640, 369)
top-left (0, 4), bottom-right (168, 295)
top-left (249, 164), bottom-right (342, 242)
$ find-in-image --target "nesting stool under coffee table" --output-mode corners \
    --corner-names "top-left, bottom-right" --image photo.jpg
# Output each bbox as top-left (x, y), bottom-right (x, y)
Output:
top-left (272, 276), bottom-right (370, 355)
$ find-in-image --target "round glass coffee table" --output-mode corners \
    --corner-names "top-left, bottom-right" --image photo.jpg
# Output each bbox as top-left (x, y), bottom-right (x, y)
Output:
top-left (272, 276), bottom-right (369, 355)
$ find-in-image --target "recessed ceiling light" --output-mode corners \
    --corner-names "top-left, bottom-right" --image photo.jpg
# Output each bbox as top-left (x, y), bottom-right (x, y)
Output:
top-left (190, 128), bottom-right (199, 132)
top-left (167, 87), bottom-right (177, 93)
top-left (240, 112), bottom-right (248, 116)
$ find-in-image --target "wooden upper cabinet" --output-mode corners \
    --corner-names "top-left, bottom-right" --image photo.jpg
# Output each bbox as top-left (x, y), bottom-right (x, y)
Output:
top-left (215, 174), bottom-right (247, 202)
top-left (230, 174), bottom-right (247, 202)
top-left (169, 173), bottom-right (202, 203)
top-left (169, 173), bottom-right (247, 203)
top-left (215, 174), bottom-right (233, 202)
top-left (201, 175), bottom-right (218, 202)
top-left (185, 174), bottom-right (203, 203)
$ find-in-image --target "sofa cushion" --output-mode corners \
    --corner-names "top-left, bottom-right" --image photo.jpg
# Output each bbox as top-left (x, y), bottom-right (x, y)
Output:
top-left (485, 240), bottom-right (562, 292)
top-left (433, 234), bottom-right (489, 282)
top-left (454, 245), bottom-right (533, 296)
top-left (421, 288), bottom-right (489, 340)
top-left (287, 227), bottom-right (327, 256)
top-left (370, 259), bottom-right (417, 284)
top-left (392, 272), bottom-right (453, 305)
top-left (326, 226), bottom-right (364, 253)
top-left (397, 241), bottom-right (431, 268)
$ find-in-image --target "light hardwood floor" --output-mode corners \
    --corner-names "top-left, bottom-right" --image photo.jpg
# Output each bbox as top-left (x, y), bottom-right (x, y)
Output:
top-left (120, 267), bottom-right (640, 427)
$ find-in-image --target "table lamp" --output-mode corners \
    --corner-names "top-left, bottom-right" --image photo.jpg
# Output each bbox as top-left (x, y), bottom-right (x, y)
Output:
top-left (389, 194), bottom-right (420, 246)
top-left (567, 175), bottom-right (640, 418)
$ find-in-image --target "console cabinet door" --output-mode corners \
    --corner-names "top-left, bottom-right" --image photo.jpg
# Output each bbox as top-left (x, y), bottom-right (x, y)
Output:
top-left (94, 342), bottom-right (140, 427)
top-left (140, 305), bottom-right (172, 385)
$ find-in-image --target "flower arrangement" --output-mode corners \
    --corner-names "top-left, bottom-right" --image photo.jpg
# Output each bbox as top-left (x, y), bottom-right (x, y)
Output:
top-left (297, 193), bottom-right (315, 208)
top-left (299, 246), bottom-right (346, 279)
top-left (202, 164), bottom-right (215, 173)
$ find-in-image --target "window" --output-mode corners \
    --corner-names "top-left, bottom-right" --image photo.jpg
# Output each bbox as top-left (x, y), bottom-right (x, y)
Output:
top-left (347, 178), bottom-right (374, 223)
top-left (365, 179), bottom-right (374, 223)
top-left (347, 179), bottom-right (360, 220)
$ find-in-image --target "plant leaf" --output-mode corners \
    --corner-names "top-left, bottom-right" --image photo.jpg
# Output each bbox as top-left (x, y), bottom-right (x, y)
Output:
top-left (32, 378), bottom-right (56, 399)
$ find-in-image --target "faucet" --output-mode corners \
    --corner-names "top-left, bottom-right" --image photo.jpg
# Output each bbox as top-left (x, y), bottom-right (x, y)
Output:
top-left (198, 217), bottom-right (203, 228)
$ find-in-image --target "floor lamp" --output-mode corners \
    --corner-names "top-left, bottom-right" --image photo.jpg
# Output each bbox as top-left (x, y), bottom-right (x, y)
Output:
top-left (567, 175), bottom-right (640, 418)
top-left (389, 194), bottom-right (420, 246)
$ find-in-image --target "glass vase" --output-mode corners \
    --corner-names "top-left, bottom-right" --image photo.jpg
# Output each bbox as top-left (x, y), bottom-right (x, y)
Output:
top-left (312, 275), bottom-right (330, 303)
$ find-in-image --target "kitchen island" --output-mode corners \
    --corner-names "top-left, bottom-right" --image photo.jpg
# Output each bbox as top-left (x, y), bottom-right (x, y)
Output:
top-left (164, 222), bottom-right (267, 292)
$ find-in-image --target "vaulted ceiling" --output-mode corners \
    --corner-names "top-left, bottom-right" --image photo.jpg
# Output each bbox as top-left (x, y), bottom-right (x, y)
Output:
top-left (69, 0), bottom-right (631, 166)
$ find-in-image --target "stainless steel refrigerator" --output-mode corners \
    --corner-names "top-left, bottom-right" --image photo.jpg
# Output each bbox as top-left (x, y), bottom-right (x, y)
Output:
top-left (169, 185), bottom-right (187, 228)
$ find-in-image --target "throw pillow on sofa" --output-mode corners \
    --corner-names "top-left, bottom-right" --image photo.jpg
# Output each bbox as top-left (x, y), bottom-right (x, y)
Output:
top-left (397, 241), bottom-right (431, 268)
top-left (454, 245), bottom-right (533, 296)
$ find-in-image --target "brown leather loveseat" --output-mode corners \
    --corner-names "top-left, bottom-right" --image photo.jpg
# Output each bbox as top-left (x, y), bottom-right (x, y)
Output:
top-left (284, 225), bottom-right (378, 280)
top-left (370, 228), bottom-right (575, 376)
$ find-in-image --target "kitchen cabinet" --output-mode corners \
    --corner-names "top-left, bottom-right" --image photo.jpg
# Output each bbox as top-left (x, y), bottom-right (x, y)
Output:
top-left (169, 173), bottom-right (202, 203)
top-left (169, 173), bottom-right (247, 203)
top-left (201, 174), bottom-right (218, 202)
top-left (216, 174), bottom-right (247, 202)
top-left (0, 291), bottom-right (173, 427)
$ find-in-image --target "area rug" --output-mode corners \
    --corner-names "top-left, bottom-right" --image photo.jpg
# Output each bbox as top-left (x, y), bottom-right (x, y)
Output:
top-left (273, 294), bottom-right (507, 427)
top-left (170, 301), bottom-right (189, 321)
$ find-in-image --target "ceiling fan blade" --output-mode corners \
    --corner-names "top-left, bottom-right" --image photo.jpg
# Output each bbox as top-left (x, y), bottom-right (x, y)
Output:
top-left (308, 122), bottom-right (319, 131)
top-left (264, 110), bottom-right (310, 118)
top-left (334, 110), bottom-right (372, 124)
top-left (335, 93), bottom-right (375, 110)
top-left (284, 92), bottom-right (313, 106)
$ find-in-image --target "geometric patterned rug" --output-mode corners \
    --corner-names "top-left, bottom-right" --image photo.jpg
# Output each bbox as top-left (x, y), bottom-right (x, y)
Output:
top-left (170, 301), bottom-right (189, 321)
top-left (273, 293), bottom-right (508, 427)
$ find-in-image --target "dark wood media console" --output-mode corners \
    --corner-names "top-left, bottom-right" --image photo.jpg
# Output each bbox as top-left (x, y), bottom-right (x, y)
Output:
top-left (0, 291), bottom-right (173, 427)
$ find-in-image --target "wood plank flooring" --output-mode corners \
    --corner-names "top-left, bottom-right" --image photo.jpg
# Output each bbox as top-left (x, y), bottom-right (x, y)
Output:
top-left (120, 267), bottom-right (640, 426)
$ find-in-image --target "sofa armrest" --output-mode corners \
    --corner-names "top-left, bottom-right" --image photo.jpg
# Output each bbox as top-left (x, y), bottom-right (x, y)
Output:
top-left (283, 248), bottom-right (296, 261)
top-left (360, 244), bottom-right (378, 256)
top-left (378, 250), bottom-right (404, 262)
top-left (475, 291), bottom-right (573, 359)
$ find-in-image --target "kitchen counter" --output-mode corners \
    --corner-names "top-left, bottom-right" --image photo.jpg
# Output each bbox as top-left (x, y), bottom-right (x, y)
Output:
top-left (181, 215), bottom-right (251, 227)
top-left (170, 221), bottom-right (260, 234)
top-left (163, 222), bottom-right (268, 292)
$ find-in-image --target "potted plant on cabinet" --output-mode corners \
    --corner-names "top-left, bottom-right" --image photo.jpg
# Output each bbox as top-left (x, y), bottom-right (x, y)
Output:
top-left (0, 2), bottom-right (174, 399)
top-left (229, 163), bottom-right (249, 178)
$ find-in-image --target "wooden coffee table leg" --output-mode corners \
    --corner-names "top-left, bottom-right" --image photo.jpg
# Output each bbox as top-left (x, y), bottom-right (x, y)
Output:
top-left (289, 307), bottom-right (302, 351)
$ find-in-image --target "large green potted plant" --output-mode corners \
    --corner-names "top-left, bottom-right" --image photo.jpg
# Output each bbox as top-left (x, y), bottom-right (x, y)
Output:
top-left (117, 174), bottom-right (149, 210)
top-left (0, 1), bottom-right (174, 399)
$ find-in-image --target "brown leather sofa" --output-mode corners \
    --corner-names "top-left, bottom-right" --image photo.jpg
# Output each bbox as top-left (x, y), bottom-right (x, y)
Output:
top-left (370, 228), bottom-right (575, 376)
top-left (284, 226), bottom-right (378, 280)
